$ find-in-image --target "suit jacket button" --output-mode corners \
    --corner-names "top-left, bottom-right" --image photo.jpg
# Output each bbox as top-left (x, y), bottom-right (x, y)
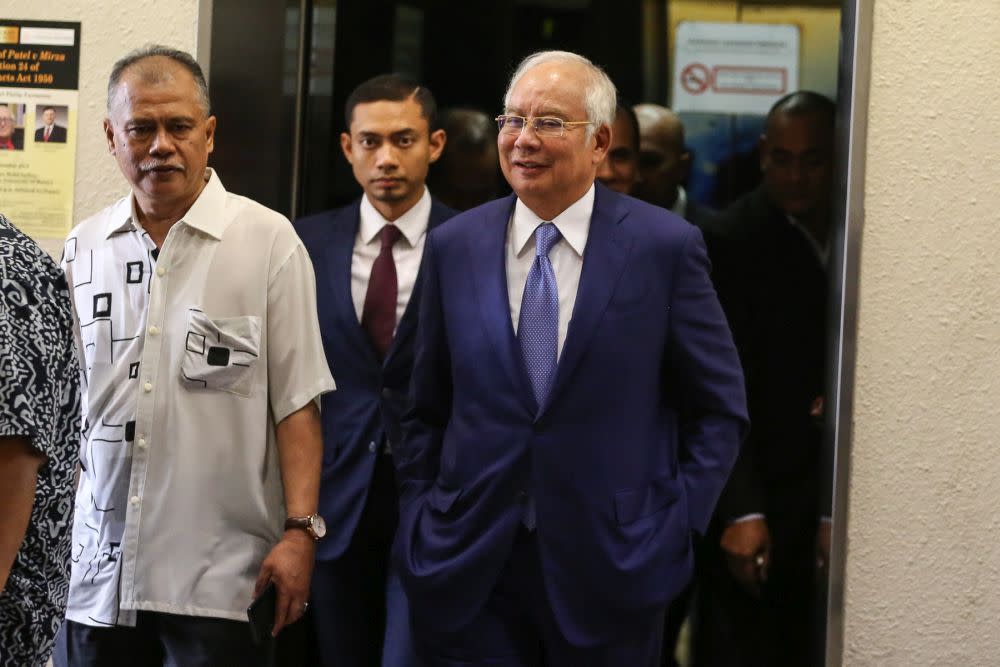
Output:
top-left (368, 440), bottom-right (377, 453)
top-left (515, 490), bottom-right (528, 502)
top-left (381, 387), bottom-right (392, 398)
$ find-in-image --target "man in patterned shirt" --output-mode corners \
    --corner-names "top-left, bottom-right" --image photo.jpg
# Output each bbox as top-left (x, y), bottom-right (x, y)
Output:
top-left (56, 46), bottom-right (334, 666)
top-left (0, 213), bottom-right (81, 667)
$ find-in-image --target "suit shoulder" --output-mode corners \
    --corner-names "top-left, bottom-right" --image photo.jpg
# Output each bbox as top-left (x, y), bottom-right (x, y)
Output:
top-left (619, 194), bottom-right (699, 247)
top-left (293, 201), bottom-right (358, 241)
top-left (429, 196), bottom-right (512, 245)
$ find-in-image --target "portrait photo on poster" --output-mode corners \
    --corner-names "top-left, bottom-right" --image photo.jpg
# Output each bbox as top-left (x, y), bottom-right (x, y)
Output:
top-left (33, 103), bottom-right (68, 143)
top-left (0, 101), bottom-right (25, 150)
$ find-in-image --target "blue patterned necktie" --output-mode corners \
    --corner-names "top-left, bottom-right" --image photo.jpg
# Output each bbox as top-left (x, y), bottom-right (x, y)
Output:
top-left (518, 222), bottom-right (561, 409)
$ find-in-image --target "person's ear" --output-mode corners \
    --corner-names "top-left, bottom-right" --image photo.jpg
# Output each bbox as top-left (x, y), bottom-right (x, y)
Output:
top-left (103, 118), bottom-right (118, 154)
top-left (340, 132), bottom-right (354, 165)
top-left (428, 128), bottom-right (446, 164)
top-left (592, 123), bottom-right (611, 164)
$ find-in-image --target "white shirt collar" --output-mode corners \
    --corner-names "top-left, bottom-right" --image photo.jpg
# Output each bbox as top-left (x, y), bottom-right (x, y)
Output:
top-left (105, 168), bottom-right (229, 240)
top-left (512, 184), bottom-right (594, 258)
top-left (671, 186), bottom-right (687, 218)
top-left (359, 187), bottom-right (431, 247)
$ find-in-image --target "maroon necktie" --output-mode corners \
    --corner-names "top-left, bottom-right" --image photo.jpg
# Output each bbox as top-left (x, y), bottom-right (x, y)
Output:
top-left (361, 224), bottom-right (402, 360)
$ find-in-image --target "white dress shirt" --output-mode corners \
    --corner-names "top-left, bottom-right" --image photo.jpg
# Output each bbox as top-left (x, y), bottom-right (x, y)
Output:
top-left (62, 169), bottom-right (335, 627)
top-left (351, 188), bottom-right (431, 329)
top-left (506, 185), bottom-right (594, 358)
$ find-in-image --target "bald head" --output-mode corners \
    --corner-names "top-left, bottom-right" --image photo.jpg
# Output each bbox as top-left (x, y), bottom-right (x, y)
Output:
top-left (633, 104), bottom-right (689, 209)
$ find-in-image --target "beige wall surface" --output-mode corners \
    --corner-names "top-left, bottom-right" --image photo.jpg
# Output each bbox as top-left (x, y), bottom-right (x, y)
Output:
top-left (844, 1), bottom-right (1000, 664)
top-left (4, 1), bottom-right (202, 255)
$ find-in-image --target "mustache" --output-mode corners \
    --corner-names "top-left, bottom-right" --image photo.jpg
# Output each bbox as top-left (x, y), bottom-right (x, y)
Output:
top-left (139, 162), bottom-right (184, 173)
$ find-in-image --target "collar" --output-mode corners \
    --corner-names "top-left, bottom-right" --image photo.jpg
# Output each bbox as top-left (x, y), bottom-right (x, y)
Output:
top-left (512, 183), bottom-right (594, 258)
top-left (359, 187), bottom-right (431, 247)
top-left (105, 168), bottom-right (230, 240)
top-left (671, 186), bottom-right (687, 218)
top-left (786, 214), bottom-right (829, 267)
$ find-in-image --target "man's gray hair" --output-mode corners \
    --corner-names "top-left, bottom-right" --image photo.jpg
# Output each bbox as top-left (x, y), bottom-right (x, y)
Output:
top-left (503, 50), bottom-right (617, 138)
top-left (107, 45), bottom-right (211, 115)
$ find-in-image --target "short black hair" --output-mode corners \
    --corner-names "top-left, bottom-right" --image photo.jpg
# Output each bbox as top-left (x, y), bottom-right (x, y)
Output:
top-left (344, 73), bottom-right (437, 131)
top-left (437, 108), bottom-right (494, 153)
top-left (766, 90), bottom-right (835, 131)
top-left (108, 45), bottom-right (210, 114)
top-left (615, 96), bottom-right (640, 153)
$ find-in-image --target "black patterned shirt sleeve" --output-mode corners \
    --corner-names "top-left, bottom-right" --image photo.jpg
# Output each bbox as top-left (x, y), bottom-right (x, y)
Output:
top-left (0, 213), bottom-right (81, 667)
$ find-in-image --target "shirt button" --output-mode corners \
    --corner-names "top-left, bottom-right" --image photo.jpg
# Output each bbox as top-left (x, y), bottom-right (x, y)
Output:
top-left (130, 496), bottom-right (140, 505)
top-left (148, 325), bottom-right (159, 336)
top-left (143, 382), bottom-right (153, 393)
top-left (156, 266), bottom-right (166, 277)
top-left (368, 441), bottom-right (377, 453)
top-left (138, 438), bottom-right (147, 449)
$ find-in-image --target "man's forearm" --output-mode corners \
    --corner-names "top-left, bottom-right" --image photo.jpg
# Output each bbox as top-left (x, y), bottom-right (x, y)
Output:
top-left (274, 402), bottom-right (322, 519)
top-left (0, 436), bottom-right (44, 592)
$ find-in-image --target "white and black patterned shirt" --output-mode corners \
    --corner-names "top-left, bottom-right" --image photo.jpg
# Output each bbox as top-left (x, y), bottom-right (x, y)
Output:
top-left (0, 214), bottom-right (81, 667)
top-left (63, 170), bottom-right (334, 627)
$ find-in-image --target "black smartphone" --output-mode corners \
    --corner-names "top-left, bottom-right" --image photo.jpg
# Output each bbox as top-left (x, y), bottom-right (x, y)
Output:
top-left (247, 581), bottom-right (277, 645)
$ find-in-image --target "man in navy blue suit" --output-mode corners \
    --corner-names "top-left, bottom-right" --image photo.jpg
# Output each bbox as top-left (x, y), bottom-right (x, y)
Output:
top-left (394, 50), bottom-right (749, 666)
top-left (294, 74), bottom-right (455, 667)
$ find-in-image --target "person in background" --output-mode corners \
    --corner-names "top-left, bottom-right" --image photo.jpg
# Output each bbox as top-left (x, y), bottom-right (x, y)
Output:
top-left (595, 98), bottom-right (639, 195)
top-left (692, 91), bottom-right (835, 667)
top-left (394, 50), bottom-right (747, 667)
top-left (56, 45), bottom-right (334, 667)
top-left (0, 213), bottom-right (80, 667)
top-left (0, 105), bottom-right (24, 150)
top-left (634, 103), bottom-right (713, 227)
top-left (294, 73), bottom-right (455, 667)
top-left (427, 107), bottom-right (501, 210)
top-left (35, 106), bottom-right (68, 143)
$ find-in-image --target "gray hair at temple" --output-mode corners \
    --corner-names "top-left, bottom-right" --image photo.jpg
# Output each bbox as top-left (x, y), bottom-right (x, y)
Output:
top-left (503, 50), bottom-right (617, 139)
top-left (107, 45), bottom-right (211, 116)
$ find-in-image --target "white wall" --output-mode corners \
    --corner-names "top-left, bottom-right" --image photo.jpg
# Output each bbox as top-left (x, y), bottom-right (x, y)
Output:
top-left (844, 1), bottom-right (1000, 664)
top-left (4, 0), bottom-right (204, 255)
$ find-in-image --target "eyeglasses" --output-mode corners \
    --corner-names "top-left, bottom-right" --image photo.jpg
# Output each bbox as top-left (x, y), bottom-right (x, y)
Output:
top-left (495, 114), bottom-right (591, 138)
top-left (0, 117), bottom-right (12, 124)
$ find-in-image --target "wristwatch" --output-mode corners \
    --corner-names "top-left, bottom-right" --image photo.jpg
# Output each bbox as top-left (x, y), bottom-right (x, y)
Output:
top-left (284, 514), bottom-right (327, 541)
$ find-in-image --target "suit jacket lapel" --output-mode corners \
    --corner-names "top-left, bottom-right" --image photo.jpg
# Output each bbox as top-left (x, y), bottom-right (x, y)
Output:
top-left (324, 202), bottom-right (379, 365)
top-left (384, 199), bottom-right (454, 367)
top-left (540, 184), bottom-right (632, 416)
top-left (471, 195), bottom-right (537, 414)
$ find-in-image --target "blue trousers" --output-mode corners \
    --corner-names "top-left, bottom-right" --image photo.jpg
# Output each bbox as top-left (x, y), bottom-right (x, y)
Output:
top-left (412, 528), bottom-right (665, 667)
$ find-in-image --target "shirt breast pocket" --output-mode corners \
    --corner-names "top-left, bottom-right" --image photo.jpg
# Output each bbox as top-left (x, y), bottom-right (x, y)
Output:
top-left (180, 309), bottom-right (261, 397)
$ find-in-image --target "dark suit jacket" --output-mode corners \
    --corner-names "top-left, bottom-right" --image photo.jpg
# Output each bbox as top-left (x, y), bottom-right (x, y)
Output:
top-left (705, 186), bottom-right (828, 525)
top-left (35, 124), bottom-right (67, 143)
top-left (393, 183), bottom-right (748, 645)
top-left (294, 197), bottom-right (456, 561)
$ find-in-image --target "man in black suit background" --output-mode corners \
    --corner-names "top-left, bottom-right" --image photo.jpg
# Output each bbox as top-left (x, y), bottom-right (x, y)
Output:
top-left (634, 104), bottom-right (713, 228)
top-left (34, 106), bottom-right (67, 143)
top-left (692, 91), bottom-right (835, 667)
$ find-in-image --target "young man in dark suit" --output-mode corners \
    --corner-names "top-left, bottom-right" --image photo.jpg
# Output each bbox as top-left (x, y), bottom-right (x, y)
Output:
top-left (293, 74), bottom-right (454, 667)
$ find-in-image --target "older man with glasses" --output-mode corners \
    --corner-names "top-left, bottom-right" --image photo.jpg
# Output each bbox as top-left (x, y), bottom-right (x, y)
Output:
top-left (0, 106), bottom-right (24, 151)
top-left (392, 49), bottom-right (748, 667)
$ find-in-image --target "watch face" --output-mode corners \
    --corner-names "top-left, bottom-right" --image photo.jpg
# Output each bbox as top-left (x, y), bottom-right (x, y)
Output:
top-left (311, 514), bottom-right (327, 538)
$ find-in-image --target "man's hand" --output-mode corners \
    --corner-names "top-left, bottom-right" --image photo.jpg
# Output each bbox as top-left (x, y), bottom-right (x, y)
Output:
top-left (720, 517), bottom-right (771, 597)
top-left (254, 530), bottom-right (316, 636)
